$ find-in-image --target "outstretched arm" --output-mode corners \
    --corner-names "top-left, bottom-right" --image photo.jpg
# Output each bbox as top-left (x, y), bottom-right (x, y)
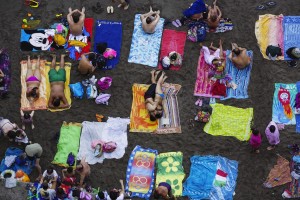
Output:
top-left (119, 179), bottom-right (125, 194)
top-left (79, 7), bottom-right (86, 22)
top-left (20, 110), bottom-right (24, 117)
top-left (0, 69), bottom-right (4, 77)
top-left (60, 95), bottom-right (70, 108)
top-left (216, 6), bottom-right (222, 18)
top-left (30, 111), bottom-right (35, 117)
top-left (152, 13), bottom-right (161, 26)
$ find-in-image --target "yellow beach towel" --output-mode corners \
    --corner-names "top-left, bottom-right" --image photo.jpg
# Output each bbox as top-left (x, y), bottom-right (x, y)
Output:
top-left (45, 62), bottom-right (72, 112)
top-left (129, 84), bottom-right (158, 133)
top-left (20, 59), bottom-right (47, 111)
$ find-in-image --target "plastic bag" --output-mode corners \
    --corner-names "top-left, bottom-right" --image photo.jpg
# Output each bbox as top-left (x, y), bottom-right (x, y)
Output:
top-left (69, 82), bottom-right (84, 99)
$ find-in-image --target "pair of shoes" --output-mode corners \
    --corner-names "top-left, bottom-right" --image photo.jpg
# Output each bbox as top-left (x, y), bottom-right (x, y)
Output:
top-left (172, 19), bottom-right (182, 28)
top-left (92, 3), bottom-right (104, 14)
top-left (107, 6), bottom-right (114, 14)
top-left (195, 98), bottom-right (203, 106)
top-left (288, 60), bottom-right (298, 68)
top-left (256, 1), bottom-right (276, 10)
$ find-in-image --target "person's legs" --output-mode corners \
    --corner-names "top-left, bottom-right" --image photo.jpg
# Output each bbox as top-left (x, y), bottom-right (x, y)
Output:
top-left (231, 43), bottom-right (238, 50)
top-left (51, 54), bottom-right (56, 69)
top-left (26, 56), bottom-right (33, 79)
top-left (218, 39), bottom-right (223, 58)
top-left (35, 158), bottom-right (42, 180)
top-left (33, 55), bottom-right (41, 81)
top-left (60, 54), bottom-right (66, 69)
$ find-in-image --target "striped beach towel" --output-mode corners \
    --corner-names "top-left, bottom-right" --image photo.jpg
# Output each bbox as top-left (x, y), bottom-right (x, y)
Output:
top-left (283, 16), bottom-right (300, 60)
top-left (125, 145), bottom-right (157, 199)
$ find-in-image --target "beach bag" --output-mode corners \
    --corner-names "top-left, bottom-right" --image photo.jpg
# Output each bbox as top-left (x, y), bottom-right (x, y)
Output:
top-left (266, 45), bottom-right (282, 60)
top-left (187, 22), bottom-right (206, 42)
top-left (86, 85), bottom-right (98, 99)
top-left (67, 152), bottom-right (75, 166)
top-left (103, 141), bottom-right (117, 153)
top-left (69, 82), bottom-right (84, 99)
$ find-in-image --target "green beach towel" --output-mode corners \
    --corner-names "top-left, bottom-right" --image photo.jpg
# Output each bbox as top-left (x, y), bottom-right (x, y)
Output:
top-left (52, 122), bottom-right (82, 167)
top-left (155, 152), bottom-right (185, 197)
top-left (204, 103), bottom-right (253, 141)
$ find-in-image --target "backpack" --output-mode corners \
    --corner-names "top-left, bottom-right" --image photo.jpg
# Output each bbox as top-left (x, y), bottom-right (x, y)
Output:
top-left (67, 152), bottom-right (75, 166)
top-left (187, 22), bottom-right (207, 42)
top-left (103, 141), bottom-right (117, 153)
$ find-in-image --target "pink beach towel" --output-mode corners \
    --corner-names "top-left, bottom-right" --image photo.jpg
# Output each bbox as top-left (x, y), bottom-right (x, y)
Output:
top-left (194, 49), bottom-right (226, 98)
top-left (158, 29), bottom-right (187, 71)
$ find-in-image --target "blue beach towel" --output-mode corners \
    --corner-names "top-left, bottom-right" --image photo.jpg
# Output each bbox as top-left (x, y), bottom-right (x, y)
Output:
top-left (283, 16), bottom-right (300, 60)
top-left (128, 14), bottom-right (165, 67)
top-left (183, 0), bottom-right (207, 18)
top-left (296, 81), bottom-right (300, 133)
top-left (221, 50), bottom-right (253, 100)
top-left (0, 147), bottom-right (35, 175)
top-left (0, 49), bottom-right (11, 97)
top-left (272, 83), bottom-right (297, 125)
top-left (94, 20), bottom-right (122, 70)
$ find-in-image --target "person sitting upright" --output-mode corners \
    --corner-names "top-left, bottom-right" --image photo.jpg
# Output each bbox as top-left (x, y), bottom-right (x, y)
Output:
top-left (78, 52), bottom-right (99, 75)
top-left (207, 0), bottom-right (222, 31)
top-left (48, 54), bottom-right (70, 109)
top-left (67, 7), bottom-right (85, 36)
top-left (140, 6), bottom-right (161, 34)
top-left (228, 43), bottom-right (251, 69)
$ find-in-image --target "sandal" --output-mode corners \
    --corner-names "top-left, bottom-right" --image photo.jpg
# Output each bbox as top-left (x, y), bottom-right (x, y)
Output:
top-left (172, 20), bottom-right (179, 28)
top-left (175, 19), bottom-right (182, 27)
top-left (256, 4), bottom-right (266, 10)
top-left (25, 0), bottom-right (39, 8)
top-left (266, 1), bottom-right (276, 7)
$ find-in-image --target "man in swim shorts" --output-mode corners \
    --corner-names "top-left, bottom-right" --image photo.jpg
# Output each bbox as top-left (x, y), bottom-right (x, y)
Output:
top-left (48, 54), bottom-right (70, 109)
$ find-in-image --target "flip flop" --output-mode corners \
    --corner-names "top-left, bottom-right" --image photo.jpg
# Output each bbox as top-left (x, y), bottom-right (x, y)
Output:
top-left (266, 1), bottom-right (277, 7)
top-left (288, 60), bottom-right (297, 68)
top-left (172, 20), bottom-right (179, 28)
top-left (256, 4), bottom-right (266, 10)
top-left (175, 19), bottom-right (182, 27)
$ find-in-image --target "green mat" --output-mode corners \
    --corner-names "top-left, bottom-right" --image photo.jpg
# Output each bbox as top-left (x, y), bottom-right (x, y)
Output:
top-left (204, 103), bottom-right (253, 141)
top-left (52, 122), bottom-right (82, 167)
top-left (155, 152), bottom-right (185, 197)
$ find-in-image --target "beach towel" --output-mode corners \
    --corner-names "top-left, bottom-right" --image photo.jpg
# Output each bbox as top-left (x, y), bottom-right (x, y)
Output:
top-left (183, 0), bottom-right (207, 18)
top-left (52, 122), bottom-right (82, 167)
top-left (0, 147), bottom-right (35, 175)
top-left (158, 29), bottom-right (186, 70)
top-left (194, 49), bottom-right (226, 98)
top-left (129, 84), bottom-right (158, 133)
top-left (20, 59), bottom-right (47, 111)
top-left (183, 155), bottom-right (238, 200)
top-left (283, 16), bottom-right (300, 60)
top-left (204, 103), bottom-right (253, 141)
top-left (0, 49), bottom-right (11, 97)
top-left (296, 82), bottom-right (300, 133)
top-left (68, 18), bottom-right (94, 60)
top-left (156, 83), bottom-right (182, 134)
top-left (155, 152), bottom-right (185, 197)
top-left (77, 117), bottom-right (130, 165)
top-left (221, 50), bottom-right (253, 100)
top-left (255, 14), bottom-right (284, 60)
top-left (206, 18), bottom-right (234, 33)
top-left (125, 145), bottom-right (157, 199)
top-left (272, 83), bottom-right (297, 125)
top-left (263, 155), bottom-right (291, 188)
top-left (45, 61), bottom-right (71, 112)
top-left (20, 29), bottom-right (55, 51)
top-left (128, 14), bottom-right (165, 67)
top-left (94, 20), bottom-right (122, 70)
top-left (286, 160), bottom-right (300, 198)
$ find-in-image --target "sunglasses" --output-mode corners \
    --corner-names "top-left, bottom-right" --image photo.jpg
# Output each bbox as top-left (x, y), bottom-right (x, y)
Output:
top-left (24, 0), bottom-right (39, 8)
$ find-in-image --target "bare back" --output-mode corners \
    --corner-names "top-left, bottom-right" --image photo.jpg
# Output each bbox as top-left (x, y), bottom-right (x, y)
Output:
top-left (232, 50), bottom-right (251, 69)
top-left (78, 56), bottom-right (94, 75)
top-left (50, 82), bottom-right (65, 98)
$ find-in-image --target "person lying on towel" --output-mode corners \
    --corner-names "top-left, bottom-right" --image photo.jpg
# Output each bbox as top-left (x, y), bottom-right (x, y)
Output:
top-left (140, 6), bottom-right (161, 34)
top-left (286, 47), bottom-right (300, 60)
top-left (228, 43), bottom-right (251, 69)
top-left (206, 0), bottom-right (222, 31)
top-left (48, 54), bottom-right (70, 109)
top-left (144, 70), bottom-right (167, 121)
top-left (26, 55), bottom-right (41, 105)
top-left (67, 7), bottom-right (85, 36)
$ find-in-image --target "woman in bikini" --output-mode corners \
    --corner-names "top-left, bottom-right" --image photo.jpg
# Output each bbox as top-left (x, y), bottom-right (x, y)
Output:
top-left (144, 70), bottom-right (167, 121)
top-left (26, 55), bottom-right (41, 104)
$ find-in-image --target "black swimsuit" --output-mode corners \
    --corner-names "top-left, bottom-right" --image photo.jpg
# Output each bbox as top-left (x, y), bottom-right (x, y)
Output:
top-left (144, 84), bottom-right (157, 100)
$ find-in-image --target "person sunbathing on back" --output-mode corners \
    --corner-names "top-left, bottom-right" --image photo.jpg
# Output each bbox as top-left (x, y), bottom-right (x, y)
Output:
top-left (48, 54), bottom-right (70, 109)
top-left (67, 7), bottom-right (85, 36)
top-left (207, 0), bottom-right (222, 31)
top-left (140, 6), bottom-right (161, 34)
top-left (228, 43), bottom-right (251, 69)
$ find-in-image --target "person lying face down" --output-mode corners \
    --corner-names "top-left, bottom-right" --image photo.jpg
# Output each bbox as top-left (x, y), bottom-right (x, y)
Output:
top-left (48, 54), bottom-right (70, 109)
top-left (140, 6), bottom-right (161, 34)
top-left (26, 55), bottom-right (41, 105)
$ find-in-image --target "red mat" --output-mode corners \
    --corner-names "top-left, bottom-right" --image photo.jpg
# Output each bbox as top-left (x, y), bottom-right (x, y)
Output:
top-left (158, 29), bottom-right (187, 70)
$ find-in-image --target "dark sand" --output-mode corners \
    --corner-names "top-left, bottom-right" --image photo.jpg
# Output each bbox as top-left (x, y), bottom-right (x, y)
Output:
top-left (0, 0), bottom-right (300, 199)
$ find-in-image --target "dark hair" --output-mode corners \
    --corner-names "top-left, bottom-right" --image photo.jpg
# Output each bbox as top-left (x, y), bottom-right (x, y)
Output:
top-left (269, 125), bottom-right (276, 133)
top-left (98, 191), bottom-right (105, 199)
top-left (42, 182), bottom-right (49, 190)
top-left (251, 128), bottom-right (259, 136)
top-left (47, 166), bottom-right (54, 174)
top-left (150, 114), bottom-right (157, 121)
top-left (153, 191), bottom-right (160, 199)
top-left (72, 12), bottom-right (81, 23)
top-left (170, 53), bottom-right (177, 61)
top-left (109, 191), bottom-right (119, 200)
top-left (15, 129), bottom-right (23, 136)
top-left (72, 188), bottom-right (81, 197)
top-left (7, 130), bottom-right (17, 139)
top-left (201, 104), bottom-right (212, 114)
top-left (210, 15), bottom-right (217, 22)
top-left (53, 98), bottom-right (61, 107)
top-left (146, 17), bottom-right (152, 24)
top-left (88, 53), bottom-right (96, 61)
top-left (67, 166), bottom-right (73, 174)
top-left (27, 87), bottom-right (39, 99)
top-left (97, 43), bottom-right (108, 54)
top-left (24, 113), bottom-right (31, 119)
top-left (233, 48), bottom-right (241, 55)
top-left (56, 187), bottom-right (66, 198)
top-left (155, 112), bottom-right (163, 119)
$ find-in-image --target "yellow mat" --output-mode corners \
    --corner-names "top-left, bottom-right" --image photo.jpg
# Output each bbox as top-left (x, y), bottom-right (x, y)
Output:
top-left (45, 62), bottom-right (72, 112)
top-left (20, 59), bottom-right (47, 111)
top-left (129, 84), bottom-right (158, 132)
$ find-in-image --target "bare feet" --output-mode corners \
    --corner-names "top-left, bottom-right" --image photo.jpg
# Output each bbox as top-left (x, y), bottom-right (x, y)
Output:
top-left (255, 149), bottom-right (260, 153)
top-left (22, 125), bottom-right (25, 130)
top-left (267, 146), bottom-right (275, 150)
top-left (209, 42), bottom-right (214, 49)
top-left (31, 124), bottom-right (35, 129)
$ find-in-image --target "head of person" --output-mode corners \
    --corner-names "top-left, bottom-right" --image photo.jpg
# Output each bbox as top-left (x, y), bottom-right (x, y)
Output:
top-left (52, 97), bottom-right (61, 107)
top-left (88, 53), bottom-right (96, 62)
top-left (146, 17), bottom-right (152, 24)
top-left (72, 12), bottom-right (81, 23)
top-left (46, 166), bottom-right (54, 175)
top-left (292, 47), bottom-right (300, 58)
top-left (24, 113), bottom-right (31, 119)
top-left (269, 125), bottom-right (276, 133)
top-left (7, 130), bottom-right (17, 140)
top-left (96, 43), bottom-right (108, 54)
top-left (170, 53), bottom-right (178, 61)
top-left (42, 182), bottom-right (49, 190)
top-left (251, 128), bottom-right (259, 136)
top-left (109, 189), bottom-right (120, 200)
top-left (27, 87), bottom-right (39, 102)
top-left (233, 48), bottom-right (241, 56)
top-left (76, 163), bottom-right (83, 171)
top-left (212, 58), bottom-right (222, 68)
top-left (98, 191), bottom-right (105, 200)
top-left (149, 112), bottom-right (157, 121)
top-left (210, 15), bottom-right (218, 22)
top-left (15, 129), bottom-right (24, 138)
top-left (56, 187), bottom-right (66, 198)
top-left (67, 166), bottom-right (73, 174)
